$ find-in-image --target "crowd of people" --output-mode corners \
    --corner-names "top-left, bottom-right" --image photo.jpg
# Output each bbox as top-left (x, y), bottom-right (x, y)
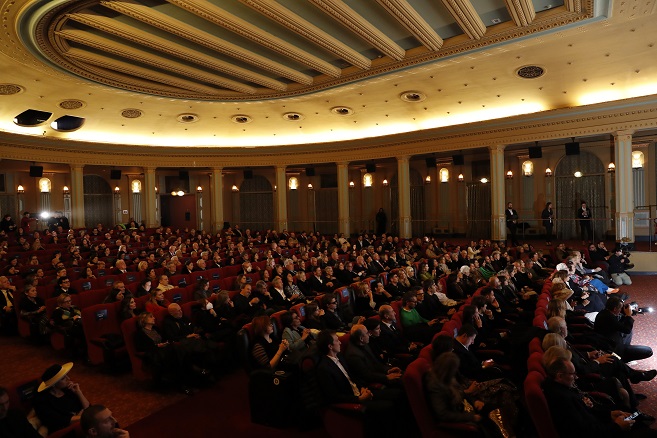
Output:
top-left (1, 215), bottom-right (656, 436)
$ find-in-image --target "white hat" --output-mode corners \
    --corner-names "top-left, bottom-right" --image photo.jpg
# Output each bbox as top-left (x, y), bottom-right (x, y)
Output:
top-left (555, 263), bottom-right (568, 271)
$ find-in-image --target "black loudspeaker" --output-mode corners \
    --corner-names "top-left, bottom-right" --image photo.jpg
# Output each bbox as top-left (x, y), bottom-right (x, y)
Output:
top-left (365, 163), bottom-right (376, 173)
top-left (244, 170), bottom-right (253, 179)
top-left (29, 166), bottom-right (43, 177)
top-left (110, 170), bottom-right (122, 180)
top-left (565, 142), bottom-right (580, 155)
top-left (305, 167), bottom-right (316, 177)
top-left (452, 155), bottom-right (464, 166)
top-left (425, 158), bottom-right (437, 168)
top-left (528, 146), bottom-right (542, 159)
top-left (179, 170), bottom-right (189, 180)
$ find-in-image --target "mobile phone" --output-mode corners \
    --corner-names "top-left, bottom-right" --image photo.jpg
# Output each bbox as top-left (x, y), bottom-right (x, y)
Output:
top-left (611, 352), bottom-right (621, 360)
top-left (625, 411), bottom-right (639, 421)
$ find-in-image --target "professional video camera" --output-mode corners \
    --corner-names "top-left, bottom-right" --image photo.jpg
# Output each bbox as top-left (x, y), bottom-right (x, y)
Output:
top-left (618, 239), bottom-right (634, 270)
top-left (625, 301), bottom-right (653, 315)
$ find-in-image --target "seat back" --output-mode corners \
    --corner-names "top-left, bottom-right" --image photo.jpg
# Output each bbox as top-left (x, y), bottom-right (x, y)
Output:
top-left (403, 358), bottom-right (435, 437)
top-left (236, 322), bottom-right (256, 373)
top-left (524, 371), bottom-right (558, 438)
top-left (120, 317), bottom-right (150, 380)
top-left (81, 303), bottom-right (123, 365)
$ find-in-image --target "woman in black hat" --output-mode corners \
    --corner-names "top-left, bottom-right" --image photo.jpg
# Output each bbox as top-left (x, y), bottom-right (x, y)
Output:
top-left (34, 362), bottom-right (89, 433)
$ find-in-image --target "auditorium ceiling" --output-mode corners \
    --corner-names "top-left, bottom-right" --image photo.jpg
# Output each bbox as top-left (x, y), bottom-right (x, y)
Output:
top-left (1, 0), bottom-right (657, 156)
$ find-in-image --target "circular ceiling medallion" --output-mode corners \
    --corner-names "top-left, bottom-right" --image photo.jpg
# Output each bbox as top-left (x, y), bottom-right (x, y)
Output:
top-left (121, 109), bottom-right (143, 119)
top-left (58, 99), bottom-right (85, 110)
top-left (177, 113), bottom-right (199, 123)
top-left (231, 114), bottom-right (252, 124)
top-left (331, 106), bottom-right (354, 116)
top-left (400, 91), bottom-right (426, 102)
top-left (516, 65), bottom-right (545, 79)
top-left (283, 112), bottom-right (304, 121)
top-left (0, 84), bottom-right (24, 95)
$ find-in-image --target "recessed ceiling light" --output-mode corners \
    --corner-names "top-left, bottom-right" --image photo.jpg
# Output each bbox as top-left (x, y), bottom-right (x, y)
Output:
top-left (283, 112), bottom-right (304, 121)
top-left (121, 109), bottom-right (143, 119)
top-left (491, 18), bottom-right (502, 24)
top-left (0, 84), bottom-right (24, 95)
top-left (331, 106), bottom-right (354, 116)
top-left (400, 91), bottom-right (426, 102)
top-left (231, 115), bottom-right (252, 124)
top-left (517, 66), bottom-right (545, 79)
top-left (58, 99), bottom-right (85, 110)
top-left (177, 113), bottom-right (199, 123)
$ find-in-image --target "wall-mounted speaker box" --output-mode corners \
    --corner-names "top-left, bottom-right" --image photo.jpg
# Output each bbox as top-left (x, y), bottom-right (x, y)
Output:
top-left (365, 163), bottom-right (376, 173)
top-left (565, 142), bottom-right (580, 156)
top-left (110, 170), bottom-right (122, 180)
top-left (29, 166), bottom-right (43, 177)
top-left (452, 155), bottom-right (465, 166)
top-left (425, 158), bottom-right (437, 168)
top-left (179, 170), bottom-right (189, 180)
top-left (305, 167), bottom-right (316, 177)
top-left (243, 170), bottom-right (253, 179)
top-left (528, 147), bottom-right (542, 159)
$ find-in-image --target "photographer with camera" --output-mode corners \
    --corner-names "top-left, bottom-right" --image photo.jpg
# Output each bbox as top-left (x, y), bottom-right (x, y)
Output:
top-left (594, 296), bottom-right (652, 363)
top-left (609, 247), bottom-right (633, 286)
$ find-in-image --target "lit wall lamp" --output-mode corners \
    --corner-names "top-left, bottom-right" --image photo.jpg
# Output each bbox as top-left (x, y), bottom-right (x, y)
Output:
top-left (349, 181), bottom-right (355, 189)
top-left (425, 175), bottom-right (431, 184)
top-left (458, 174), bottom-right (464, 182)
top-left (17, 185), bottom-right (25, 193)
top-left (480, 178), bottom-right (489, 184)
top-left (382, 179), bottom-right (389, 187)
top-left (607, 163), bottom-right (615, 174)
top-left (574, 171), bottom-right (583, 178)
top-left (63, 186), bottom-right (70, 194)
top-left (231, 185), bottom-right (239, 192)
top-left (155, 187), bottom-right (158, 193)
top-left (114, 186), bottom-right (120, 193)
top-left (197, 186), bottom-right (202, 193)
top-left (506, 170), bottom-right (513, 179)
top-left (307, 183), bottom-right (314, 190)
top-left (545, 167), bottom-right (552, 177)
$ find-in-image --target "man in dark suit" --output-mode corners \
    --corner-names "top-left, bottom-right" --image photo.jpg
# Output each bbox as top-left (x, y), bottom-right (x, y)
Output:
top-left (505, 202), bottom-right (519, 246)
top-left (453, 324), bottom-right (501, 381)
top-left (344, 324), bottom-right (402, 387)
top-left (378, 305), bottom-right (418, 356)
top-left (0, 276), bottom-right (17, 333)
top-left (267, 276), bottom-right (291, 309)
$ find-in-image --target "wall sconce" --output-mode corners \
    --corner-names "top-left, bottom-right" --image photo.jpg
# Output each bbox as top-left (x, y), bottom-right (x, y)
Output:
top-left (506, 170), bottom-right (513, 179)
top-left (155, 187), bottom-right (158, 193)
top-left (545, 167), bottom-right (552, 177)
top-left (457, 174), bottom-right (464, 182)
top-left (425, 175), bottom-right (431, 184)
top-left (231, 185), bottom-right (239, 192)
top-left (307, 183), bottom-right (314, 190)
top-left (114, 186), bottom-right (120, 193)
top-left (574, 171), bottom-right (583, 178)
top-left (274, 185), bottom-right (277, 192)
top-left (382, 179), bottom-right (389, 187)
top-left (607, 162), bottom-right (616, 173)
top-left (197, 186), bottom-right (202, 193)
top-left (480, 178), bottom-right (489, 184)
top-left (63, 186), bottom-right (70, 194)
top-left (349, 181), bottom-right (355, 189)
top-left (17, 185), bottom-right (24, 193)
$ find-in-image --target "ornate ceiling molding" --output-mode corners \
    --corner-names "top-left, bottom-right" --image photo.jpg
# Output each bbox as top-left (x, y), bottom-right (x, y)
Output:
top-left (163, 0), bottom-right (341, 77)
top-left (440, 0), bottom-right (487, 40)
top-left (239, 0), bottom-right (371, 70)
top-left (308, 0), bottom-right (406, 60)
top-left (504, 0), bottom-right (536, 27)
top-left (375, 0), bottom-right (443, 50)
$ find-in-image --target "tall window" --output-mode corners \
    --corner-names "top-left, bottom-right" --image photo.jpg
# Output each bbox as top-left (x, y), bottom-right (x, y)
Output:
top-left (39, 178), bottom-right (51, 193)
top-left (363, 173), bottom-right (373, 187)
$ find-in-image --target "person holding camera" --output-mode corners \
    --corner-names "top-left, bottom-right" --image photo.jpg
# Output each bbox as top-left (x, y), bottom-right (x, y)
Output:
top-left (594, 296), bottom-right (652, 363)
top-left (609, 247), bottom-right (632, 286)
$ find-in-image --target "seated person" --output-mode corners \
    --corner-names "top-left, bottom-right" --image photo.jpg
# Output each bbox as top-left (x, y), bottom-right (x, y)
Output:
top-left (53, 277), bottom-right (78, 298)
top-left (102, 286), bottom-right (125, 304)
top-left (144, 289), bottom-right (170, 314)
top-left (0, 385), bottom-right (42, 437)
top-left (320, 293), bottom-right (348, 331)
top-left (118, 296), bottom-right (139, 322)
top-left (192, 297), bottom-right (235, 344)
top-left (80, 404), bottom-right (129, 438)
top-left (280, 311), bottom-right (313, 362)
top-left (154, 275), bottom-right (173, 292)
top-left (303, 302), bottom-right (326, 331)
top-left (283, 273), bottom-right (307, 304)
top-left (19, 284), bottom-right (49, 339)
top-left (378, 304), bottom-right (420, 356)
top-left (161, 303), bottom-right (215, 375)
top-left (344, 324), bottom-right (402, 386)
top-left (250, 315), bottom-right (289, 370)
top-left (134, 278), bottom-right (152, 298)
top-left (51, 293), bottom-right (85, 352)
top-left (352, 282), bottom-right (378, 317)
top-left (34, 362), bottom-right (90, 433)
top-left (399, 289), bottom-right (444, 345)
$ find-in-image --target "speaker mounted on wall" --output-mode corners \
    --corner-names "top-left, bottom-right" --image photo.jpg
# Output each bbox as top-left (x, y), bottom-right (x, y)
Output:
top-left (365, 163), bottom-right (376, 173)
top-left (425, 158), bottom-right (437, 168)
top-left (305, 167), bottom-right (316, 177)
top-left (452, 155), bottom-right (464, 166)
top-left (29, 166), bottom-right (43, 177)
top-left (243, 170), bottom-right (253, 179)
top-left (528, 147), bottom-right (542, 159)
top-left (565, 142), bottom-right (580, 156)
top-left (110, 170), bottom-right (122, 180)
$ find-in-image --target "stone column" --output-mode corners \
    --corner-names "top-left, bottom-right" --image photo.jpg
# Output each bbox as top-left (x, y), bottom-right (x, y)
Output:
top-left (143, 167), bottom-right (157, 228)
top-left (614, 131), bottom-right (635, 242)
top-left (489, 145), bottom-right (507, 242)
top-left (397, 156), bottom-right (412, 238)
top-left (70, 164), bottom-right (85, 229)
top-left (337, 162), bottom-right (350, 237)
top-left (274, 166), bottom-right (288, 231)
top-left (210, 167), bottom-right (224, 233)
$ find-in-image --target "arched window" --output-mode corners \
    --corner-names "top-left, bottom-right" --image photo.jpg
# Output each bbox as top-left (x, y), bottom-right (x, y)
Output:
top-left (439, 168), bottom-right (449, 183)
top-left (363, 173), bottom-right (373, 187)
top-left (632, 151), bottom-right (644, 169)
top-left (288, 177), bottom-right (298, 190)
top-left (131, 179), bottom-right (142, 193)
top-left (522, 160), bottom-right (534, 177)
top-left (38, 178), bottom-right (51, 193)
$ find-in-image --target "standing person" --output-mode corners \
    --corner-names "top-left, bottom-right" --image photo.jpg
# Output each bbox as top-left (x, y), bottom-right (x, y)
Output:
top-left (577, 201), bottom-right (593, 244)
top-left (505, 202), bottom-right (519, 246)
top-left (20, 211), bottom-right (31, 234)
top-left (541, 202), bottom-right (554, 246)
top-left (375, 208), bottom-right (387, 235)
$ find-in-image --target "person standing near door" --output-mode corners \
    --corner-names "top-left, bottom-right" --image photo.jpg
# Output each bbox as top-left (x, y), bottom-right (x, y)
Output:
top-left (505, 202), bottom-right (519, 246)
top-left (577, 201), bottom-right (593, 244)
top-left (541, 202), bottom-right (554, 246)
